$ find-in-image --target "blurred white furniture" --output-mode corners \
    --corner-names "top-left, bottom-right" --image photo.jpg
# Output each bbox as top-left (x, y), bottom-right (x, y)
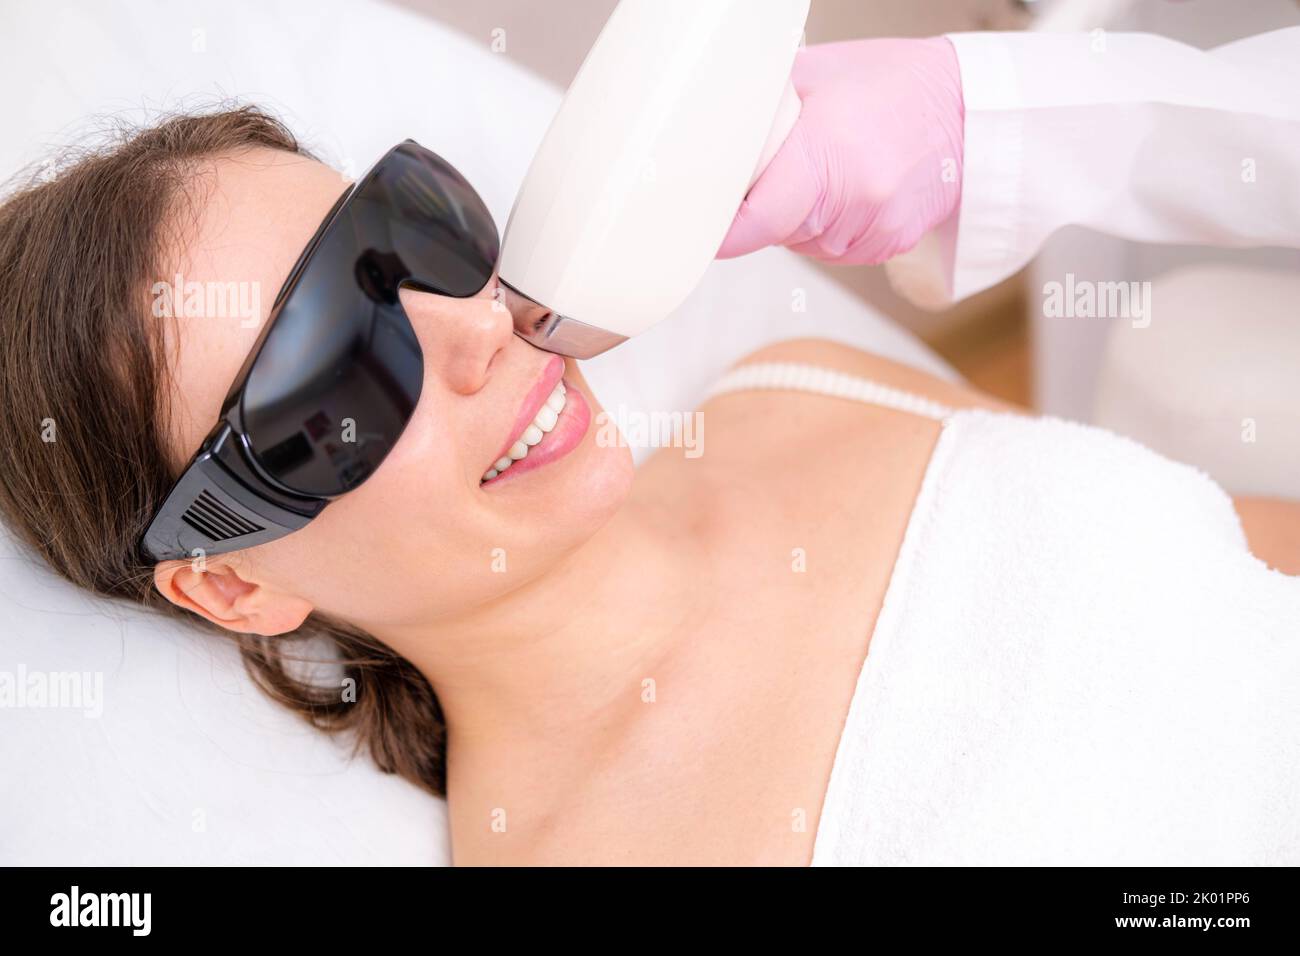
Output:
top-left (1094, 265), bottom-right (1300, 499)
top-left (1027, 0), bottom-right (1300, 500)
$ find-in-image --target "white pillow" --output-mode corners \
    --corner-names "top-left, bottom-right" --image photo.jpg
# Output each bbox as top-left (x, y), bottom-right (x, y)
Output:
top-left (0, 0), bottom-right (951, 865)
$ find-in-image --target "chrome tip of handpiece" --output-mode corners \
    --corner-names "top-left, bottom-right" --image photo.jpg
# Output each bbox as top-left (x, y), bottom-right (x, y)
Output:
top-left (498, 277), bottom-right (628, 360)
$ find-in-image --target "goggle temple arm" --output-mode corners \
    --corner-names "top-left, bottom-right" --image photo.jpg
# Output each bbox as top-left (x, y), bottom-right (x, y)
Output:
top-left (141, 423), bottom-right (326, 563)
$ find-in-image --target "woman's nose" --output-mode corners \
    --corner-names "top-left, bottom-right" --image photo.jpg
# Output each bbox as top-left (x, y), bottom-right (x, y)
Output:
top-left (398, 284), bottom-right (513, 395)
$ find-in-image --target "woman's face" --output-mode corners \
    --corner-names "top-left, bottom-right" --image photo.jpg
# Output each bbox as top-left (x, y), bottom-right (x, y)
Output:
top-left (157, 147), bottom-right (634, 634)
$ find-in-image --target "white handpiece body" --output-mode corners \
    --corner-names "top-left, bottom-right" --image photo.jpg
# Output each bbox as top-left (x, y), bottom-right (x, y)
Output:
top-left (499, 0), bottom-right (809, 358)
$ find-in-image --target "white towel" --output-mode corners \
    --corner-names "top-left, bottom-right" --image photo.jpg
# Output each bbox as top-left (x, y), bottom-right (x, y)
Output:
top-left (812, 410), bottom-right (1300, 866)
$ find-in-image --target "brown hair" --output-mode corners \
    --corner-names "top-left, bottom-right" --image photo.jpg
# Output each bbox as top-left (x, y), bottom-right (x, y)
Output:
top-left (0, 106), bottom-right (446, 794)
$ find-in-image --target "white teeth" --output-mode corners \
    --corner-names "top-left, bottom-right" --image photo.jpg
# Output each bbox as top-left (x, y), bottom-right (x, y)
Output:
top-left (481, 379), bottom-right (570, 483)
top-left (535, 404), bottom-right (558, 432)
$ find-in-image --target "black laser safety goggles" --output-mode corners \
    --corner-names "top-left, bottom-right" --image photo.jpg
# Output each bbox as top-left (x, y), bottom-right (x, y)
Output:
top-left (141, 141), bottom-right (500, 563)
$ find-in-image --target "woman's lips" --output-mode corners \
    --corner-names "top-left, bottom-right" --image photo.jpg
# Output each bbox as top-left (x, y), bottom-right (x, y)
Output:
top-left (492, 354), bottom-right (565, 465)
top-left (481, 354), bottom-right (590, 487)
top-left (482, 379), bottom-right (590, 486)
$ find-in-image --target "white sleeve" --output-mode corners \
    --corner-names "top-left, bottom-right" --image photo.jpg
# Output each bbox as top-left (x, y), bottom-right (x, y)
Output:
top-left (900, 28), bottom-right (1300, 305)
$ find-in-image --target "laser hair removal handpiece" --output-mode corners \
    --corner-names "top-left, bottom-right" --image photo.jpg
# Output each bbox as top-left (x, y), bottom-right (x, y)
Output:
top-left (498, 0), bottom-right (810, 359)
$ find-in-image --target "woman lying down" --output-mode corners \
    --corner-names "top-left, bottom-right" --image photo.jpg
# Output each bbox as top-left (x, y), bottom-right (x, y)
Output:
top-left (0, 108), bottom-right (1296, 867)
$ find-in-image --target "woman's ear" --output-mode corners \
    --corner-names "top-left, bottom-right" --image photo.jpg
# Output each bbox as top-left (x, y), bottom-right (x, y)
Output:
top-left (153, 557), bottom-right (313, 636)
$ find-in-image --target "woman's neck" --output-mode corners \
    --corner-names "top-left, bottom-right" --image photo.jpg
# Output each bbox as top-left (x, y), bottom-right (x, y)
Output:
top-left (374, 489), bottom-right (717, 754)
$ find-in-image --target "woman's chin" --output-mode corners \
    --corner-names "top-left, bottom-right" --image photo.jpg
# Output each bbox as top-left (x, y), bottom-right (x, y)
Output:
top-left (552, 386), bottom-right (635, 525)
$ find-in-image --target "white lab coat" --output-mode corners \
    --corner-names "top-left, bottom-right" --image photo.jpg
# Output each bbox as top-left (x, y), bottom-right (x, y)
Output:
top-left (900, 28), bottom-right (1300, 305)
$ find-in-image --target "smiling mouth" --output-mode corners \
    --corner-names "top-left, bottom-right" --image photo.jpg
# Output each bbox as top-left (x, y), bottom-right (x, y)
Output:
top-left (480, 378), bottom-right (569, 483)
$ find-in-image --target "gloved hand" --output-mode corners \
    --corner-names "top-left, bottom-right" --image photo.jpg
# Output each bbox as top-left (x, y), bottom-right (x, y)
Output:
top-left (717, 37), bottom-right (965, 265)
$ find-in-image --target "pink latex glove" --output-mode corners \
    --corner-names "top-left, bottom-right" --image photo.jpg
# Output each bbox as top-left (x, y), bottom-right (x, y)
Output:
top-left (717, 37), bottom-right (965, 265)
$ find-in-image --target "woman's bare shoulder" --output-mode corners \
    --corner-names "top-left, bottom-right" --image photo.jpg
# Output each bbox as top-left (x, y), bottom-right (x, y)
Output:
top-left (721, 337), bottom-right (1018, 415)
top-left (1233, 497), bottom-right (1300, 576)
top-left (689, 337), bottom-right (1010, 472)
top-left (678, 337), bottom-right (999, 490)
top-left (720, 339), bottom-right (1300, 575)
